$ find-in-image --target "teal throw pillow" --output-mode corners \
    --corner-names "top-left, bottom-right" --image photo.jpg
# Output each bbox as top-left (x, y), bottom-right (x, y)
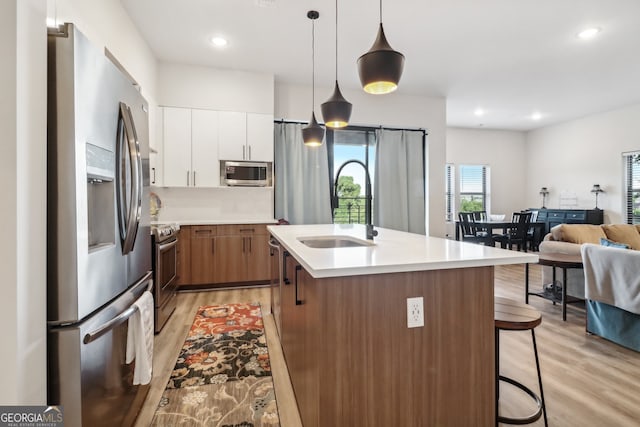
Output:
top-left (600, 238), bottom-right (630, 249)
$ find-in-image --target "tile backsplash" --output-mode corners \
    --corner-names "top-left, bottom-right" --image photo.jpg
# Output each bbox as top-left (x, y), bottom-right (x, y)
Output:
top-left (152, 186), bottom-right (274, 222)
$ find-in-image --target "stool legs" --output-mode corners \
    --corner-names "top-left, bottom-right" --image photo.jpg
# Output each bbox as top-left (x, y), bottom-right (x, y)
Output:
top-left (496, 328), bottom-right (548, 426)
top-left (531, 329), bottom-right (548, 427)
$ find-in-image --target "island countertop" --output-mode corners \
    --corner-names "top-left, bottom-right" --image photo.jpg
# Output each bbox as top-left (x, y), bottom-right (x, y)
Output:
top-left (267, 223), bottom-right (538, 278)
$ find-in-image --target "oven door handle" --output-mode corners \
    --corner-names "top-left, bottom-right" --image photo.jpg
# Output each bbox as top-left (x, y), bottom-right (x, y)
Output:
top-left (158, 238), bottom-right (177, 252)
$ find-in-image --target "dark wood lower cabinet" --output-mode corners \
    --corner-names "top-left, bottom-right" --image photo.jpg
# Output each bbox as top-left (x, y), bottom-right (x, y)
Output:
top-left (179, 223), bottom-right (272, 289)
top-left (279, 252), bottom-right (495, 426)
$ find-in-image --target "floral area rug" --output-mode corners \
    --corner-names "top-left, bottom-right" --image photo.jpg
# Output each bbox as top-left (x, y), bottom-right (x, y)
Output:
top-left (151, 303), bottom-right (280, 426)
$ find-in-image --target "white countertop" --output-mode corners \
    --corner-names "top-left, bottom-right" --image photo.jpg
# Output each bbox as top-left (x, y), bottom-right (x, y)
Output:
top-left (152, 218), bottom-right (278, 226)
top-left (267, 224), bottom-right (538, 278)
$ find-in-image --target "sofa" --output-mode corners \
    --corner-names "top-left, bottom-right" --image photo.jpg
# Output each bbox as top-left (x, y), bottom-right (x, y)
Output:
top-left (538, 223), bottom-right (640, 298)
top-left (581, 243), bottom-right (640, 351)
top-left (539, 223), bottom-right (640, 351)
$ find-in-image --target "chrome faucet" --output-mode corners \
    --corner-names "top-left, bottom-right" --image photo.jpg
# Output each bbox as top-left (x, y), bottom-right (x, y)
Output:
top-left (332, 159), bottom-right (378, 240)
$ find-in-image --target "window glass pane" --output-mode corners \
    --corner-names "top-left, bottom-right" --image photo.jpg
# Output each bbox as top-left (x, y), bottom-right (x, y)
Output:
top-left (627, 153), bottom-right (640, 224)
top-left (459, 165), bottom-right (486, 212)
top-left (331, 128), bottom-right (376, 224)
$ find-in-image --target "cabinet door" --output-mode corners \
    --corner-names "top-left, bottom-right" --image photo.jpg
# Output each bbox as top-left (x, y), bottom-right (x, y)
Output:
top-left (176, 226), bottom-right (191, 286)
top-left (246, 113), bottom-right (274, 162)
top-left (150, 107), bottom-right (163, 186)
top-left (163, 107), bottom-right (192, 187)
top-left (246, 234), bottom-right (270, 282)
top-left (280, 253), bottom-right (297, 364)
top-left (213, 235), bottom-right (246, 283)
top-left (190, 226), bottom-right (217, 285)
top-left (218, 111), bottom-right (247, 161)
top-left (191, 109), bottom-right (220, 187)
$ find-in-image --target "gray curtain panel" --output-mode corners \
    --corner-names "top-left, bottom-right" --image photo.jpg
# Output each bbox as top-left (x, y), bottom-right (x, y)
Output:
top-left (374, 129), bottom-right (426, 234)
top-left (274, 122), bottom-right (332, 225)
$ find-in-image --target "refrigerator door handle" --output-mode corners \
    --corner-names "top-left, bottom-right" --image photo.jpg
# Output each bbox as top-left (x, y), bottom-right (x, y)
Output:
top-left (117, 102), bottom-right (142, 255)
top-left (82, 272), bottom-right (152, 344)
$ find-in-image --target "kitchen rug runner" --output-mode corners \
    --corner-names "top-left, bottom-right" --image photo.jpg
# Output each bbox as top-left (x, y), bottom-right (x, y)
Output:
top-left (151, 302), bottom-right (280, 426)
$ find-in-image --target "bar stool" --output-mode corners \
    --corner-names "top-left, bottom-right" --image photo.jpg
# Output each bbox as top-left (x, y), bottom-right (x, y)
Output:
top-left (495, 296), bottom-right (548, 426)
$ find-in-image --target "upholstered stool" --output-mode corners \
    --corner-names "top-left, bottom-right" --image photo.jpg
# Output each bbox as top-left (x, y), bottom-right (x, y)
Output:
top-left (494, 296), bottom-right (548, 426)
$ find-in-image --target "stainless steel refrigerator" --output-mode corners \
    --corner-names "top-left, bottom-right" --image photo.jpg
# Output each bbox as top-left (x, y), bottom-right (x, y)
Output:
top-left (47, 23), bottom-right (153, 427)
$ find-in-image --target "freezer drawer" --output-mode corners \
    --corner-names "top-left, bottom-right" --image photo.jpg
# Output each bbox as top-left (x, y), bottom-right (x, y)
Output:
top-left (47, 273), bottom-right (152, 427)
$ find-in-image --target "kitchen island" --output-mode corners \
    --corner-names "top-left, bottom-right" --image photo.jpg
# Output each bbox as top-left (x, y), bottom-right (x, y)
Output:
top-left (267, 224), bottom-right (537, 427)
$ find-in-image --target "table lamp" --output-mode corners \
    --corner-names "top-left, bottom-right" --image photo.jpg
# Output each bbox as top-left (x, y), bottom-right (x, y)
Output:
top-left (591, 184), bottom-right (604, 209)
top-left (539, 187), bottom-right (549, 208)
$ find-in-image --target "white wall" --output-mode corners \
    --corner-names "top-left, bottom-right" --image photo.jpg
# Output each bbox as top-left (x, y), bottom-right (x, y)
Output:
top-left (0, 0), bottom-right (47, 405)
top-left (275, 83), bottom-right (447, 237)
top-left (526, 103), bottom-right (640, 224)
top-left (447, 127), bottom-right (528, 216)
top-left (158, 62), bottom-right (274, 113)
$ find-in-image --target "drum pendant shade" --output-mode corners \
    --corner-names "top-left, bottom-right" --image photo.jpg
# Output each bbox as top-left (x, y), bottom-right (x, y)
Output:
top-left (302, 112), bottom-right (325, 147)
top-left (321, 0), bottom-right (352, 128)
top-left (358, 23), bottom-right (405, 94)
top-left (321, 81), bottom-right (352, 128)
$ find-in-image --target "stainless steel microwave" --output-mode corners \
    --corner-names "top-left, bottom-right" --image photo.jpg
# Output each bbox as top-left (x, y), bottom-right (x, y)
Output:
top-left (221, 161), bottom-right (272, 186)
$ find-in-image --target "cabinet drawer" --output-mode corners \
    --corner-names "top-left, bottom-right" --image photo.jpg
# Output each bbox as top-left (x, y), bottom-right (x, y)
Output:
top-left (191, 225), bottom-right (217, 238)
top-left (217, 224), bottom-right (269, 236)
top-left (547, 211), bottom-right (566, 219)
top-left (566, 212), bottom-right (586, 220)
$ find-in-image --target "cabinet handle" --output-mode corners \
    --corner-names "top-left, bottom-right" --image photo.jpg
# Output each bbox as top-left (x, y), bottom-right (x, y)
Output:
top-left (295, 265), bottom-right (303, 305)
top-left (211, 239), bottom-right (215, 254)
top-left (283, 251), bottom-right (290, 285)
top-left (151, 167), bottom-right (156, 184)
top-left (248, 145), bottom-right (251, 160)
top-left (243, 146), bottom-right (246, 160)
top-left (243, 237), bottom-right (246, 253)
top-left (187, 171), bottom-right (190, 186)
top-left (239, 228), bottom-right (255, 233)
top-left (193, 171), bottom-right (196, 186)
top-left (195, 229), bottom-right (212, 234)
top-left (249, 237), bottom-right (252, 253)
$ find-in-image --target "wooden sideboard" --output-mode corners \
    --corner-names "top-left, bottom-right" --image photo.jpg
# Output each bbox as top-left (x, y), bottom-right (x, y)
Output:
top-left (533, 208), bottom-right (604, 235)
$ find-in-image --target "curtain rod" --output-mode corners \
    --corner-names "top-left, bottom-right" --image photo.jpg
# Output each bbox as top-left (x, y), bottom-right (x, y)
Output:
top-left (275, 118), bottom-right (428, 135)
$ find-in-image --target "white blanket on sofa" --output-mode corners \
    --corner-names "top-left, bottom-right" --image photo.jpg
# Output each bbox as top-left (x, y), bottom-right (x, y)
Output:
top-left (581, 243), bottom-right (640, 315)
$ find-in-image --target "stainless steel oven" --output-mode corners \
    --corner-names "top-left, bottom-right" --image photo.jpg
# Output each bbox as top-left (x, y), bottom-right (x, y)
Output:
top-left (151, 224), bottom-right (179, 333)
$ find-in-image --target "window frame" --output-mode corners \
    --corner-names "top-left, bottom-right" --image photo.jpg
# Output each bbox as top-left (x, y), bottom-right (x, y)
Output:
top-left (623, 151), bottom-right (640, 224)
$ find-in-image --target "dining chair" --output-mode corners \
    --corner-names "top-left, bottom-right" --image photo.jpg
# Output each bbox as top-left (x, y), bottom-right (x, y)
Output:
top-left (458, 212), bottom-right (494, 246)
top-left (493, 211), bottom-right (532, 251)
top-left (526, 210), bottom-right (539, 251)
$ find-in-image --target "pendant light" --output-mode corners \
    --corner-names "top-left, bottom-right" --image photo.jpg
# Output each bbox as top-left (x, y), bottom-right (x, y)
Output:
top-left (302, 10), bottom-right (325, 147)
top-left (321, 0), bottom-right (352, 128)
top-left (357, 0), bottom-right (405, 94)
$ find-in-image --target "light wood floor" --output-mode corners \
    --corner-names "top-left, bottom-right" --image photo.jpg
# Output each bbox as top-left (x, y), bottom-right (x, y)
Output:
top-left (135, 266), bottom-right (640, 427)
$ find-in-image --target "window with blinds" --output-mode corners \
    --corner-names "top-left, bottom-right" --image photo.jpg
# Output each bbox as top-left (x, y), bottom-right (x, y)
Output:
top-left (459, 165), bottom-right (487, 212)
top-left (624, 152), bottom-right (640, 224)
top-left (445, 164), bottom-right (454, 221)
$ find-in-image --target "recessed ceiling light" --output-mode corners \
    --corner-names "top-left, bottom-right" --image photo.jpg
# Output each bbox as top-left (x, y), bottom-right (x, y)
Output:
top-left (577, 27), bottom-right (601, 40)
top-left (474, 108), bottom-right (485, 117)
top-left (531, 112), bottom-right (542, 121)
top-left (211, 36), bottom-right (228, 47)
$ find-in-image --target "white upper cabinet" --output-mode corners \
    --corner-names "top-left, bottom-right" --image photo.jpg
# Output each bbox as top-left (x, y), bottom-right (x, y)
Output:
top-left (163, 107), bottom-right (192, 187)
top-left (150, 106), bottom-right (164, 186)
top-left (191, 109), bottom-right (220, 187)
top-left (162, 107), bottom-right (220, 187)
top-left (247, 113), bottom-right (274, 162)
top-left (218, 111), bottom-right (274, 162)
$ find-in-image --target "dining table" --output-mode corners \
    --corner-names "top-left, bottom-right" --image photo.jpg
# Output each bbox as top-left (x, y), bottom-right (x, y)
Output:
top-left (455, 219), bottom-right (546, 249)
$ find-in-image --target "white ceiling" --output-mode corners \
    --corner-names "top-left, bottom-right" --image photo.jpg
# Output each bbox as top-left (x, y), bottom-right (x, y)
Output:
top-left (121, 0), bottom-right (640, 131)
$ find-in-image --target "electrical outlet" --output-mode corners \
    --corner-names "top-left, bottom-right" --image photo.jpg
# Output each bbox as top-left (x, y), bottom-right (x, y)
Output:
top-left (407, 297), bottom-right (424, 328)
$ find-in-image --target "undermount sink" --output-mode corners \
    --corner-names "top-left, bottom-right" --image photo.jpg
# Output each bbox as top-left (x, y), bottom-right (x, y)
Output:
top-left (297, 235), bottom-right (375, 248)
